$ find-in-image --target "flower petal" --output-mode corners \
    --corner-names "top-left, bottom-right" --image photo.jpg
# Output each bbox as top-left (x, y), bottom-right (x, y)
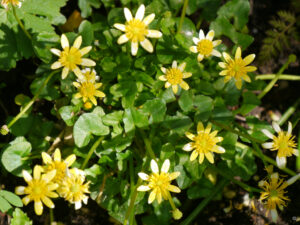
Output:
top-left (150, 160), bottom-right (159, 174)
top-left (81, 58), bottom-right (96, 67)
top-left (159, 75), bottom-right (167, 81)
top-left (33, 165), bottom-right (43, 180)
top-left (167, 185), bottom-right (181, 193)
top-left (243, 54), bottom-right (255, 65)
top-left (180, 81), bottom-right (189, 90)
top-left (51, 61), bottom-right (62, 70)
top-left (80, 46), bottom-right (92, 56)
top-left (197, 122), bottom-right (204, 132)
top-left (61, 67), bottom-right (69, 79)
top-left (131, 41), bottom-right (138, 56)
top-left (42, 152), bottom-right (52, 164)
top-left (183, 72), bottom-right (192, 78)
top-left (172, 60), bottom-right (177, 68)
top-left (193, 37), bottom-right (199, 45)
top-left (124, 8), bottom-right (133, 21)
top-left (148, 189), bottom-right (156, 204)
top-left (213, 40), bottom-right (222, 47)
top-left (138, 172), bottom-right (149, 181)
top-left (190, 150), bottom-right (198, 161)
top-left (272, 122), bottom-right (281, 133)
top-left (185, 132), bottom-right (195, 140)
top-left (270, 209), bottom-right (278, 222)
top-left (161, 67), bottom-right (167, 74)
top-left (61, 34), bottom-right (69, 49)
top-left (73, 36), bottom-right (82, 49)
top-left (262, 142), bottom-right (274, 149)
top-left (245, 66), bottom-right (257, 72)
top-left (235, 79), bottom-right (242, 89)
top-left (75, 201), bottom-right (82, 210)
top-left (205, 152), bottom-right (214, 164)
top-left (53, 148), bottom-right (61, 162)
top-left (42, 170), bottom-right (56, 183)
top-left (143, 13), bottom-right (155, 25)
top-left (169, 171), bottom-right (180, 180)
top-left (140, 38), bottom-right (153, 53)
top-left (235, 47), bottom-right (241, 59)
top-left (222, 52), bottom-right (232, 63)
top-left (197, 54), bottom-right (204, 62)
top-left (293, 149), bottom-right (299, 156)
top-left (22, 196), bottom-right (31, 205)
top-left (113, 23), bottom-right (126, 31)
top-left (137, 185), bottom-right (151, 191)
top-left (262, 129), bottom-right (274, 139)
top-left (183, 143), bottom-right (194, 151)
top-left (189, 46), bottom-right (197, 53)
top-left (276, 156), bottom-right (286, 168)
top-left (42, 196), bottom-right (54, 208)
top-left (161, 159), bottom-right (170, 173)
top-left (206, 30), bottom-right (214, 41)
top-left (213, 145), bottom-right (225, 153)
top-left (50, 48), bottom-right (61, 56)
top-left (178, 62), bottom-right (186, 72)
top-left (199, 29), bottom-right (205, 39)
top-left (172, 85), bottom-right (178, 94)
top-left (117, 34), bottom-right (129, 44)
top-left (146, 30), bottom-right (162, 38)
top-left (211, 49), bottom-right (221, 57)
top-left (22, 170), bottom-right (32, 183)
top-left (135, 4), bottom-right (145, 20)
top-left (34, 201), bottom-right (43, 215)
top-left (218, 62), bottom-right (227, 68)
top-left (65, 154), bottom-right (76, 166)
top-left (165, 82), bottom-right (171, 88)
top-left (199, 153), bottom-right (205, 164)
top-left (15, 186), bottom-right (25, 195)
top-left (287, 121), bottom-right (292, 135)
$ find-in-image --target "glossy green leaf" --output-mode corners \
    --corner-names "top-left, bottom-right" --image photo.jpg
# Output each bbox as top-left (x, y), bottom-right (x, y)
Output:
top-left (11, 208), bottom-right (32, 225)
top-left (0, 190), bottom-right (23, 207)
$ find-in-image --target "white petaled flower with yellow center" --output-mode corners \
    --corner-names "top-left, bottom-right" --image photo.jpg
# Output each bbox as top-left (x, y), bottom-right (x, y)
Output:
top-left (42, 148), bottom-right (76, 184)
top-left (218, 47), bottom-right (257, 89)
top-left (262, 121), bottom-right (298, 168)
top-left (183, 122), bottom-right (225, 164)
top-left (159, 61), bottom-right (192, 94)
top-left (50, 34), bottom-right (96, 79)
top-left (15, 165), bottom-right (59, 215)
top-left (58, 168), bottom-right (90, 210)
top-left (1, 0), bottom-right (22, 8)
top-left (137, 159), bottom-right (181, 204)
top-left (113, 4), bottom-right (162, 56)
top-left (189, 29), bottom-right (222, 62)
top-left (73, 69), bottom-right (105, 106)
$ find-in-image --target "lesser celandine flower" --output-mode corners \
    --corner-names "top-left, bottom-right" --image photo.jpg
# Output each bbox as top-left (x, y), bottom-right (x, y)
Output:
top-left (159, 60), bottom-right (192, 94)
top-left (42, 148), bottom-right (76, 184)
top-left (262, 121), bottom-right (298, 168)
top-left (183, 122), bottom-right (225, 164)
top-left (113, 4), bottom-right (162, 56)
top-left (189, 29), bottom-right (222, 62)
top-left (1, 0), bottom-right (22, 9)
top-left (137, 159), bottom-right (181, 204)
top-left (15, 165), bottom-right (59, 215)
top-left (73, 69), bottom-right (105, 106)
top-left (51, 34), bottom-right (96, 79)
top-left (218, 47), bottom-right (257, 89)
top-left (58, 168), bottom-right (90, 210)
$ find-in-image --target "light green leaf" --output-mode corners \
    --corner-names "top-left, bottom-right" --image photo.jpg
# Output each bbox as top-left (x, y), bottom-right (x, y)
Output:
top-left (0, 190), bottom-right (23, 207)
top-left (11, 208), bottom-right (32, 225)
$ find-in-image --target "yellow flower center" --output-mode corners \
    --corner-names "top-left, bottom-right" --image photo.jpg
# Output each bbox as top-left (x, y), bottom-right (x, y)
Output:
top-left (27, 180), bottom-right (48, 201)
top-left (166, 68), bottom-right (183, 85)
top-left (148, 173), bottom-right (170, 191)
top-left (272, 131), bottom-right (296, 157)
top-left (270, 189), bottom-right (278, 198)
top-left (79, 82), bottom-right (96, 98)
top-left (194, 132), bottom-right (216, 154)
top-left (227, 58), bottom-right (246, 79)
top-left (125, 19), bottom-right (148, 42)
top-left (59, 46), bottom-right (82, 70)
top-left (70, 184), bottom-right (80, 193)
top-left (197, 39), bottom-right (213, 55)
top-left (45, 161), bottom-right (67, 183)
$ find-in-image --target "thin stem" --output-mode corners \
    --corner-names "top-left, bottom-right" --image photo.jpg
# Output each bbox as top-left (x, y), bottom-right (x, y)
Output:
top-left (209, 165), bottom-right (262, 193)
top-left (180, 179), bottom-right (228, 225)
top-left (256, 74), bottom-right (300, 81)
top-left (278, 97), bottom-right (300, 126)
top-left (139, 129), bottom-right (156, 160)
top-left (211, 120), bottom-right (263, 144)
top-left (167, 192), bottom-right (177, 210)
top-left (177, 0), bottom-right (189, 34)
top-left (80, 136), bottom-right (104, 170)
top-left (12, 5), bottom-right (32, 40)
top-left (258, 56), bottom-right (294, 99)
top-left (6, 71), bottom-right (57, 130)
top-left (49, 208), bottom-right (54, 224)
top-left (236, 142), bottom-right (297, 176)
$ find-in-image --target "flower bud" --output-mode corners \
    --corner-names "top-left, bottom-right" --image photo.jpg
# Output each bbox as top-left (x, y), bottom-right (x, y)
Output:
top-left (172, 208), bottom-right (182, 220)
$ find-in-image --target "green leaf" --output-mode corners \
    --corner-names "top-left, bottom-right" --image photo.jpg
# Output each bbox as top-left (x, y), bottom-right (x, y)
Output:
top-left (73, 111), bottom-right (110, 147)
top-left (78, 0), bottom-right (101, 18)
top-left (235, 91), bottom-right (261, 116)
top-left (179, 90), bottom-right (194, 112)
top-left (0, 196), bottom-right (11, 213)
top-left (59, 106), bottom-right (80, 126)
top-left (79, 20), bottom-right (94, 46)
top-left (174, 164), bottom-right (192, 189)
top-left (163, 112), bottom-right (193, 135)
top-left (9, 114), bottom-right (34, 136)
top-left (11, 208), bottom-right (32, 225)
top-left (1, 137), bottom-right (32, 177)
top-left (187, 178), bottom-right (214, 199)
top-left (123, 107), bottom-right (148, 132)
top-left (194, 95), bottom-right (213, 122)
top-left (0, 190), bottom-right (23, 207)
top-left (141, 98), bottom-right (167, 123)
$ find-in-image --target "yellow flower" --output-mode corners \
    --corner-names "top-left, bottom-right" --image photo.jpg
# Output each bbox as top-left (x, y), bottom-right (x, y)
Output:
top-left (50, 34), bottom-right (96, 79)
top-left (78, 68), bottom-right (99, 83)
top-left (218, 47), bottom-right (257, 89)
top-left (259, 172), bottom-right (289, 222)
top-left (58, 168), bottom-right (90, 210)
top-left (159, 60), bottom-right (192, 94)
top-left (113, 4), bottom-right (162, 56)
top-left (1, 0), bottom-right (22, 8)
top-left (183, 122), bottom-right (225, 164)
top-left (73, 69), bottom-right (105, 106)
top-left (15, 165), bottom-right (59, 215)
top-left (189, 29), bottom-right (222, 62)
top-left (41, 148), bottom-right (76, 184)
top-left (262, 121), bottom-right (298, 168)
top-left (137, 159), bottom-right (181, 204)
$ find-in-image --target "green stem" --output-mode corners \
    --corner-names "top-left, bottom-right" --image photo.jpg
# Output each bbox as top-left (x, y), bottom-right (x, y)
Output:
top-left (180, 179), bottom-right (228, 225)
top-left (209, 165), bottom-right (262, 193)
top-left (80, 136), bottom-right (104, 170)
top-left (12, 5), bottom-right (32, 40)
top-left (167, 191), bottom-right (177, 210)
top-left (236, 142), bottom-right (297, 176)
top-left (177, 0), bottom-right (189, 34)
top-left (256, 74), bottom-right (300, 81)
top-left (139, 129), bottom-right (156, 160)
top-left (258, 55), bottom-right (295, 99)
top-left (6, 71), bottom-right (57, 130)
top-left (49, 208), bottom-right (54, 224)
top-left (278, 97), bottom-right (300, 126)
top-left (210, 120), bottom-right (263, 144)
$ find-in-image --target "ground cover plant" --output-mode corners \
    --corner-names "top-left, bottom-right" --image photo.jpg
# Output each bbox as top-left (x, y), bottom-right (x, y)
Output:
top-left (0, 0), bottom-right (300, 224)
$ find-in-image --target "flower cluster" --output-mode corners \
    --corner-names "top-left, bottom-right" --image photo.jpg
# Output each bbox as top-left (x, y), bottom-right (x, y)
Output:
top-left (15, 148), bottom-right (90, 215)
top-left (1, 0), bottom-right (22, 8)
